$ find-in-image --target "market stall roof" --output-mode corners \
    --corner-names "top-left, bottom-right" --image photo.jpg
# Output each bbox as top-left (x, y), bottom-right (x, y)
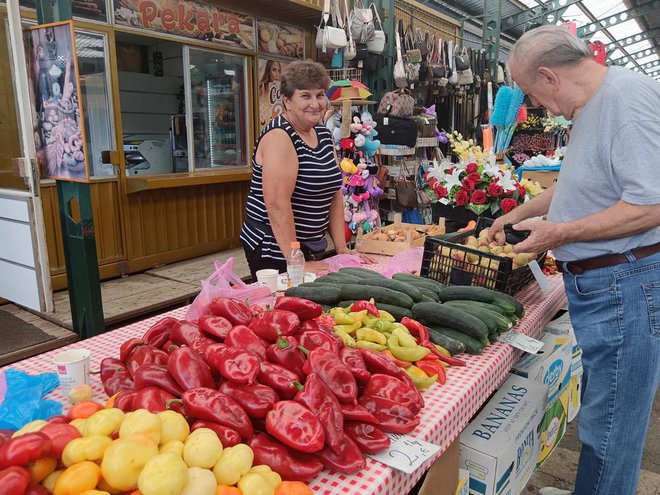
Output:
top-left (420, 0), bottom-right (659, 80)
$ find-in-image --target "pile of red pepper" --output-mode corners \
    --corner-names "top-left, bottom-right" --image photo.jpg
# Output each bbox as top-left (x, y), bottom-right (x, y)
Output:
top-left (101, 296), bottom-right (436, 481)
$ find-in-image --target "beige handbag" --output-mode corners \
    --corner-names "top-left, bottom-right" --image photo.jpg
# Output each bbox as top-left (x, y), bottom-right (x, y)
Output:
top-left (366, 4), bottom-right (386, 54)
top-left (316, 0), bottom-right (347, 52)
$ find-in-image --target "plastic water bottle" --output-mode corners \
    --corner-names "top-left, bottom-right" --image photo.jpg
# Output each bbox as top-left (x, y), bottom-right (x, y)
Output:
top-left (287, 241), bottom-right (305, 288)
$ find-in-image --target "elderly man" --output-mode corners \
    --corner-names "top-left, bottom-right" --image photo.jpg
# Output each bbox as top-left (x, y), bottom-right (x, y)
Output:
top-left (489, 25), bottom-right (660, 495)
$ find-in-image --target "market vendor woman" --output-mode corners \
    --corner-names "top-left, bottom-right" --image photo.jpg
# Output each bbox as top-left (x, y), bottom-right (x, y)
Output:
top-left (240, 60), bottom-right (352, 279)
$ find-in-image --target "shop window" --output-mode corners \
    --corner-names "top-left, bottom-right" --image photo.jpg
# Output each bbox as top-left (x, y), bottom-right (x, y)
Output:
top-left (186, 47), bottom-right (248, 169)
top-left (13, 0), bottom-right (109, 24)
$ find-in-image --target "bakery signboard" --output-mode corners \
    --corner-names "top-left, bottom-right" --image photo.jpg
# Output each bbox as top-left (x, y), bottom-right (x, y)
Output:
top-left (114, 0), bottom-right (255, 50)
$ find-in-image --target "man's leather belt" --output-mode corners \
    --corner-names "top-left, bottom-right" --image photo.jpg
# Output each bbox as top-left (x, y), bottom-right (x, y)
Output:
top-left (556, 242), bottom-right (660, 275)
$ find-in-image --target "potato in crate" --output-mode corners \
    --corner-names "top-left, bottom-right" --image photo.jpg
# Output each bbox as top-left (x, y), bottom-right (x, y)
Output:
top-left (420, 217), bottom-right (546, 295)
top-left (357, 213), bottom-right (445, 256)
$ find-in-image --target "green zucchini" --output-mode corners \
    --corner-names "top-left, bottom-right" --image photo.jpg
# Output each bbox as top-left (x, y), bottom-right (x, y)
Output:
top-left (357, 278), bottom-right (423, 303)
top-left (340, 284), bottom-right (414, 309)
top-left (491, 291), bottom-right (525, 318)
top-left (392, 273), bottom-right (445, 295)
top-left (337, 301), bottom-right (413, 321)
top-left (420, 294), bottom-right (436, 303)
top-left (438, 286), bottom-right (495, 304)
top-left (458, 300), bottom-right (510, 315)
top-left (425, 327), bottom-right (466, 355)
top-left (284, 286), bottom-right (341, 305)
top-left (411, 302), bottom-right (489, 345)
top-left (418, 287), bottom-right (440, 302)
top-left (488, 329), bottom-right (499, 343)
top-left (297, 282), bottom-right (333, 288)
top-left (338, 267), bottom-right (386, 279)
top-left (442, 302), bottom-right (498, 334)
top-left (428, 326), bottom-right (485, 355)
top-left (314, 273), bottom-right (359, 285)
top-left (444, 301), bottom-right (513, 333)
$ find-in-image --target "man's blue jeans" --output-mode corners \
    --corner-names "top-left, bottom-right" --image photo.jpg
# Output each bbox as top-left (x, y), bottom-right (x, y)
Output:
top-left (563, 251), bottom-right (660, 495)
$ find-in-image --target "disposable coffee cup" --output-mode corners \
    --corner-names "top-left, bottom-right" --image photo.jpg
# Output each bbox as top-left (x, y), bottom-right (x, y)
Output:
top-left (256, 269), bottom-right (279, 294)
top-left (53, 349), bottom-right (91, 392)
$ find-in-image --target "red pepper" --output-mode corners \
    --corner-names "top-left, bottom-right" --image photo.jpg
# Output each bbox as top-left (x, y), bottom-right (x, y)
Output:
top-left (181, 388), bottom-right (254, 441)
top-left (344, 422), bottom-right (391, 454)
top-left (273, 297), bottom-right (322, 321)
top-left (119, 337), bottom-right (147, 362)
top-left (248, 310), bottom-right (300, 342)
top-left (225, 326), bottom-right (268, 361)
top-left (99, 357), bottom-right (127, 383)
top-left (189, 336), bottom-right (216, 357)
top-left (400, 317), bottom-right (430, 341)
top-left (126, 345), bottom-right (169, 378)
top-left (39, 423), bottom-right (81, 459)
top-left (143, 317), bottom-right (177, 348)
top-left (350, 300), bottom-right (380, 317)
top-left (358, 395), bottom-right (419, 434)
top-left (314, 313), bottom-right (336, 329)
top-left (0, 433), bottom-right (51, 469)
top-left (298, 330), bottom-right (341, 353)
top-left (131, 386), bottom-right (176, 413)
top-left (209, 298), bottom-right (253, 326)
top-left (299, 319), bottom-right (328, 334)
top-left (381, 349), bottom-right (413, 368)
top-left (114, 390), bottom-right (138, 412)
top-left (191, 421), bottom-right (241, 447)
top-left (265, 401), bottom-right (325, 453)
top-left (0, 466), bottom-right (29, 495)
top-left (363, 374), bottom-right (422, 414)
top-left (25, 484), bottom-right (50, 495)
top-left (168, 346), bottom-right (215, 390)
top-left (206, 344), bottom-right (260, 385)
top-left (257, 362), bottom-right (301, 400)
top-left (292, 373), bottom-right (344, 454)
top-left (419, 341), bottom-right (467, 366)
top-left (314, 432), bottom-right (365, 474)
top-left (170, 321), bottom-right (204, 347)
top-left (102, 370), bottom-right (134, 397)
top-left (198, 314), bottom-right (233, 341)
top-left (249, 434), bottom-right (324, 482)
top-left (338, 347), bottom-right (371, 386)
top-left (300, 347), bottom-right (358, 405)
top-left (46, 415), bottom-right (68, 424)
top-left (218, 382), bottom-right (278, 419)
top-left (133, 364), bottom-right (183, 397)
top-left (266, 332), bottom-right (306, 378)
top-left (416, 359), bottom-right (447, 384)
top-left (340, 403), bottom-right (379, 424)
top-left (161, 339), bottom-right (175, 352)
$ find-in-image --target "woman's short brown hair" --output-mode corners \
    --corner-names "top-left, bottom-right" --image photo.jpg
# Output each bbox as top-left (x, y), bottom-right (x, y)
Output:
top-left (280, 60), bottom-right (332, 98)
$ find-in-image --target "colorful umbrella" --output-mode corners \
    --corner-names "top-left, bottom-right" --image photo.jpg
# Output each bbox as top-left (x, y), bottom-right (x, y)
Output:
top-left (327, 80), bottom-right (372, 101)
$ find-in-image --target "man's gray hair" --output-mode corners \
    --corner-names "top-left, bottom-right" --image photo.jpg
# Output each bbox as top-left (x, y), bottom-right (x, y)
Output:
top-left (510, 25), bottom-right (592, 73)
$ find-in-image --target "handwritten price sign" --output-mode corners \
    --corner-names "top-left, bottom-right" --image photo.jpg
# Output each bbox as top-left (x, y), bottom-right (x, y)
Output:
top-left (367, 434), bottom-right (441, 474)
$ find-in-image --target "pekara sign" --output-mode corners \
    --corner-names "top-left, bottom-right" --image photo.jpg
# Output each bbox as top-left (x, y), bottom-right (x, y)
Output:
top-left (114, 0), bottom-right (255, 50)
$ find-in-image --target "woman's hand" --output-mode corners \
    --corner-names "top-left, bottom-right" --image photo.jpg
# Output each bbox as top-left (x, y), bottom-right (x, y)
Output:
top-left (335, 246), bottom-right (377, 264)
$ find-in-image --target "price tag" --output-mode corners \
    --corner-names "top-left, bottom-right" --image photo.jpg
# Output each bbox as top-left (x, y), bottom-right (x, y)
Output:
top-left (498, 330), bottom-right (544, 354)
top-left (367, 434), bottom-right (441, 474)
top-left (528, 260), bottom-right (551, 292)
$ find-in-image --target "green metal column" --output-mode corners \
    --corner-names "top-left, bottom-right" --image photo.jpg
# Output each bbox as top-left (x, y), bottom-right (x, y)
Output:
top-left (482, 0), bottom-right (502, 77)
top-left (363, 0), bottom-right (395, 102)
top-left (36, 0), bottom-right (105, 339)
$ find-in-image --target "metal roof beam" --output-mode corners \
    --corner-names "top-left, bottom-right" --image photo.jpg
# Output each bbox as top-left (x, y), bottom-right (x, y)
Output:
top-left (609, 46), bottom-right (658, 65)
top-left (606, 27), bottom-right (660, 55)
top-left (639, 60), bottom-right (660, 70)
top-left (501, 0), bottom-right (583, 33)
top-left (577, 1), bottom-right (658, 38)
top-left (648, 69), bottom-right (660, 77)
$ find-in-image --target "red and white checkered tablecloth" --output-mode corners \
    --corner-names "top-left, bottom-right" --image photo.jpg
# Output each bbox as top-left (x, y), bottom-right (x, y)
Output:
top-left (3, 271), bottom-right (566, 495)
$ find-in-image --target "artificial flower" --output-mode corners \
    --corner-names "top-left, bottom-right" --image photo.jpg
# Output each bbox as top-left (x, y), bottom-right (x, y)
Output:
top-left (466, 162), bottom-right (478, 174)
top-left (501, 198), bottom-right (519, 213)
top-left (486, 181), bottom-right (504, 197)
top-left (471, 190), bottom-right (487, 205)
top-left (462, 179), bottom-right (475, 191)
top-left (455, 189), bottom-right (469, 206)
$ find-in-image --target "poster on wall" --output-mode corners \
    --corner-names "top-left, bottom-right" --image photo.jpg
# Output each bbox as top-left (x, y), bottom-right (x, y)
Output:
top-left (22, 21), bottom-right (91, 182)
top-left (114, 0), bottom-right (255, 50)
top-left (18, 0), bottom-right (108, 23)
top-left (257, 19), bottom-right (304, 59)
top-left (257, 57), bottom-right (293, 131)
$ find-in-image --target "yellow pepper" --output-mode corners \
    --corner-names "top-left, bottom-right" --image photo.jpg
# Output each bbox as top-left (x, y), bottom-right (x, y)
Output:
top-left (101, 434), bottom-right (159, 492)
top-left (181, 467), bottom-right (217, 495)
top-left (119, 409), bottom-right (161, 445)
top-left (42, 469), bottom-right (64, 492)
top-left (333, 321), bottom-right (361, 334)
top-left (435, 344), bottom-right (451, 356)
top-left (53, 461), bottom-right (102, 495)
top-left (212, 443), bottom-right (254, 486)
top-left (137, 452), bottom-right (189, 495)
top-left (333, 327), bottom-right (356, 348)
top-left (249, 465), bottom-right (282, 487)
top-left (97, 477), bottom-right (124, 494)
top-left (404, 365), bottom-right (438, 390)
top-left (355, 340), bottom-right (386, 351)
top-left (362, 314), bottom-right (380, 327)
top-left (83, 408), bottom-right (125, 437)
top-left (348, 310), bottom-right (369, 324)
top-left (183, 428), bottom-right (223, 469)
top-left (330, 310), bottom-right (355, 325)
top-left (70, 418), bottom-right (86, 435)
top-left (392, 327), bottom-right (417, 348)
top-left (62, 435), bottom-right (113, 467)
top-left (386, 335), bottom-right (430, 362)
top-left (157, 410), bottom-right (190, 445)
top-left (68, 384), bottom-right (93, 405)
top-left (79, 491), bottom-right (111, 495)
top-left (12, 420), bottom-right (47, 437)
top-left (371, 320), bottom-right (394, 332)
top-left (27, 456), bottom-right (57, 483)
top-left (355, 327), bottom-right (387, 345)
top-left (160, 440), bottom-right (185, 457)
top-left (378, 310), bottom-right (396, 322)
top-left (237, 472), bottom-right (276, 495)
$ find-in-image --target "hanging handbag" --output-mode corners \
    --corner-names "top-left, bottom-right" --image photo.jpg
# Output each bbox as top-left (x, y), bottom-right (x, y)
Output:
top-left (375, 113), bottom-right (418, 147)
top-left (394, 159), bottom-right (419, 209)
top-left (454, 46), bottom-right (471, 71)
top-left (412, 112), bottom-right (437, 138)
top-left (316, 0), bottom-right (347, 52)
top-left (393, 31), bottom-right (407, 89)
top-left (355, 43), bottom-right (370, 60)
top-left (403, 23), bottom-right (422, 64)
top-left (349, 0), bottom-right (375, 43)
top-left (331, 47), bottom-right (344, 68)
top-left (377, 88), bottom-right (415, 117)
top-left (447, 40), bottom-right (458, 84)
top-left (416, 29), bottom-right (429, 59)
top-left (342, 0), bottom-right (356, 60)
top-left (367, 3), bottom-right (386, 54)
top-left (428, 36), bottom-right (446, 79)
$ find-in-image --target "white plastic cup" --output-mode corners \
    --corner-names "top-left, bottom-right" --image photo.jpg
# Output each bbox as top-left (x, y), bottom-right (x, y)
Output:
top-left (53, 349), bottom-right (91, 392)
top-left (256, 269), bottom-right (279, 294)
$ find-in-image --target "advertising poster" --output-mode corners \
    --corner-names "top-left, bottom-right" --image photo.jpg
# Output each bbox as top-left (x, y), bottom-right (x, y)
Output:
top-left (23, 21), bottom-right (90, 182)
top-left (19, 0), bottom-right (108, 23)
top-left (257, 19), bottom-right (305, 59)
top-left (257, 57), bottom-right (292, 131)
top-left (114, 0), bottom-right (255, 50)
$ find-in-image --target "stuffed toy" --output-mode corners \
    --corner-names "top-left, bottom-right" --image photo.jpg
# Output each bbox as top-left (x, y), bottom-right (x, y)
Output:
top-left (422, 104), bottom-right (448, 143)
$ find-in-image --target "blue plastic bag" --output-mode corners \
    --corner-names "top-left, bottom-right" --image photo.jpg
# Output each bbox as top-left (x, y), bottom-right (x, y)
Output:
top-left (402, 208), bottom-right (425, 225)
top-left (0, 369), bottom-right (62, 430)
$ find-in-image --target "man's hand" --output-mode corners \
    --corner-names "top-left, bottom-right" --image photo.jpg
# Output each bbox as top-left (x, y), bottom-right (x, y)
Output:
top-left (512, 218), bottom-right (566, 254)
top-left (488, 213), bottom-right (516, 245)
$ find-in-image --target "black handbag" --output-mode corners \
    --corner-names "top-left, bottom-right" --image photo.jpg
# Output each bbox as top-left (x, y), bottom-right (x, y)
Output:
top-left (355, 42), bottom-right (369, 60)
top-left (375, 113), bottom-right (417, 147)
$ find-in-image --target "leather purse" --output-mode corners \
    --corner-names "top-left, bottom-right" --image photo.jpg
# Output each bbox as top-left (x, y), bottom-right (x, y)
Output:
top-left (316, 0), bottom-right (347, 52)
top-left (375, 114), bottom-right (417, 147)
top-left (377, 88), bottom-right (415, 117)
top-left (393, 31), bottom-right (407, 89)
top-left (394, 159), bottom-right (418, 209)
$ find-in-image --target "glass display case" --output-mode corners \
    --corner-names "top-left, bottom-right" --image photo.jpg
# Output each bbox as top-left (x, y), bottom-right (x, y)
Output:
top-left (186, 47), bottom-right (248, 169)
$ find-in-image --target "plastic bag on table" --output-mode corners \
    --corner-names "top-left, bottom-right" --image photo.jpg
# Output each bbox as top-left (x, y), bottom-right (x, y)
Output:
top-left (324, 253), bottom-right (363, 273)
top-left (380, 247), bottom-right (424, 278)
top-left (186, 258), bottom-right (274, 320)
top-left (0, 369), bottom-right (62, 430)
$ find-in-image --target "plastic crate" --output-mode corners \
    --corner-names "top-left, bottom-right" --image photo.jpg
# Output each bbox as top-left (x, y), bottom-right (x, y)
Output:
top-left (420, 217), bottom-right (546, 295)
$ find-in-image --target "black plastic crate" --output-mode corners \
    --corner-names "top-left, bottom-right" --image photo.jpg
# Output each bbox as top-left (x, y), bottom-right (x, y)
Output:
top-left (421, 217), bottom-right (546, 295)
